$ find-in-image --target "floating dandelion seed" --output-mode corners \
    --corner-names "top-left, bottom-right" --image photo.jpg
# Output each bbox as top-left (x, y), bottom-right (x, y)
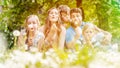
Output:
top-left (13, 30), bottom-right (20, 46)
top-left (13, 30), bottom-right (20, 37)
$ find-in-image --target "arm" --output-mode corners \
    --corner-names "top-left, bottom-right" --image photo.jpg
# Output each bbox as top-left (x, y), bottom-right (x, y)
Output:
top-left (66, 27), bottom-right (82, 48)
top-left (94, 25), bottom-right (112, 45)
top-left (17, 29), bottom-right (26, 46)
top-left (37, 33), bottom-right (45, 51)
top-left (58, 25), bottom-right (66, 49)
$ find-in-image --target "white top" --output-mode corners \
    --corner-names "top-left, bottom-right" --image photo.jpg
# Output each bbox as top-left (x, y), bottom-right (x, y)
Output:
top-left (91, 32), bottom-right (105, 46)
top-left (20, 29), bottom-right (45, 47)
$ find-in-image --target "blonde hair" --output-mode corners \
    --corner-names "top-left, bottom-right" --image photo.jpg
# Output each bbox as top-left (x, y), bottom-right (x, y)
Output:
top-left (82, 23), bottom-right (96, 35)
top-left (24, 15), bottom-right (40, 46)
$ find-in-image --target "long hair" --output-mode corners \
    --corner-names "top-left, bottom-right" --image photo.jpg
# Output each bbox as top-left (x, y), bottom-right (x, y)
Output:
top-left (24, 15), bottom-right (40, 46)
top-left (44, 7), bottom-right (62, 38)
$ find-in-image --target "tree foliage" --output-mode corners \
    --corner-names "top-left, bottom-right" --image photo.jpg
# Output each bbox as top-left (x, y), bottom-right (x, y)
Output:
top-left (82, 0), bottom-right (120, 40)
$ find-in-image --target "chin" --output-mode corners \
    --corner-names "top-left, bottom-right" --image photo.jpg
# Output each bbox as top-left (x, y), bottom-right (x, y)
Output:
top-left (50, 19), bottom-right (57, 22)
top-left (29, 29), bottom-right (35, 32)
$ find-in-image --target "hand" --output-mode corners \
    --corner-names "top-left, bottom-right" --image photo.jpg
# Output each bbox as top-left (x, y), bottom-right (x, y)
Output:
top-left (27, 37), bottom-right (33, 46)
top-left (47, 24), bottom-right (58, 41)
top-left (74, 27), bottom-right (82, 40)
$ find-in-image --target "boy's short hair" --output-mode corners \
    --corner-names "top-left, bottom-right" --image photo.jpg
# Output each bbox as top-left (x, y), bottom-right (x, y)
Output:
top-left (70, 8), bottom-right (82, 16)
top-left (58, 5), bottom-right (70, 14)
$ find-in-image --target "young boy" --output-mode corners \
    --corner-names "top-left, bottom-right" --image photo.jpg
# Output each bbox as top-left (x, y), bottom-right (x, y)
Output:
top-left (65, 8), bottom-right (83, 49)
top-left (58, 5), bottom-right (71, 28)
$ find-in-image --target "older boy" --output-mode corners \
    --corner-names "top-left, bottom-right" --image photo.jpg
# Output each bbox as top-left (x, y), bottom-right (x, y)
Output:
top-left (58, 5), bottom-right (71, 28)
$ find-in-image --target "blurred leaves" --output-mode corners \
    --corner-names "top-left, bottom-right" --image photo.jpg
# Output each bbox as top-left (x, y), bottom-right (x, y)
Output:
top-left (82, 0), bottom-right (120, 40)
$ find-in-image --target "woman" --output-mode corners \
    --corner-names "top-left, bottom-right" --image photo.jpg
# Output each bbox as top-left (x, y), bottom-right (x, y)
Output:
top-left (43, 7), bottom-right (66, 50)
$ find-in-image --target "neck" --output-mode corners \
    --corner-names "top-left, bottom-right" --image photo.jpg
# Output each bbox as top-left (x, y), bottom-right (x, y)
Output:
top-left (72, 25), bottom-right (78, 29)
top-left (51, 21), bottom-right (57, 24)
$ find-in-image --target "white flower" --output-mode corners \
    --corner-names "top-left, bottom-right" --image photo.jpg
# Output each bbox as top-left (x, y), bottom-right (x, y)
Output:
top-left (13, 30), bottom-right (20, 36)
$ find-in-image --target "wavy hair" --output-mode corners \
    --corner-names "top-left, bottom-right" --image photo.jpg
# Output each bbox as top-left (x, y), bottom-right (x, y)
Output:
top-left (44, 7), bottom-right (62, 38)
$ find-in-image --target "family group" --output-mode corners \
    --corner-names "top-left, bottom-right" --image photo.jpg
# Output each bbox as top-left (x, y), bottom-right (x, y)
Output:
top-left (17, 5), bottom-right (112, 51)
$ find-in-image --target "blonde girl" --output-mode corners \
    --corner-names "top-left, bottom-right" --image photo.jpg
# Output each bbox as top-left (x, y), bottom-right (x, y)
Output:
top-left (18, 15), bottom-right (44, 50)
top-left (82, 23), bottom-right (112, 47)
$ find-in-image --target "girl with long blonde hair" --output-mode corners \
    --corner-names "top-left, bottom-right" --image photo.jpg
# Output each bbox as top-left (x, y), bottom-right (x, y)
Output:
top-left (18, 15), bottom-right (44, 50)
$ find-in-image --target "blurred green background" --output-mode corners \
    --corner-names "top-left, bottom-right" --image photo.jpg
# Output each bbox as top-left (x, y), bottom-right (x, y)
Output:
top-left (0, 0), bottom-right (120, 48)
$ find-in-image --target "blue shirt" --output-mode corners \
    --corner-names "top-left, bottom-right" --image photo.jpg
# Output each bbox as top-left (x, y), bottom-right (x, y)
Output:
top-left (65, 22), bottom-right (85, 44)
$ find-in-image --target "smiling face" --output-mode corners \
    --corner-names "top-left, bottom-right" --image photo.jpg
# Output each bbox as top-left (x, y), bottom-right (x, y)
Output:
top-left (48, 8), bottom-right (59, 23)
top-left (26, 16), bottom-right (38, 32)
top-left (71, 13), bottom-right (82, 27)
